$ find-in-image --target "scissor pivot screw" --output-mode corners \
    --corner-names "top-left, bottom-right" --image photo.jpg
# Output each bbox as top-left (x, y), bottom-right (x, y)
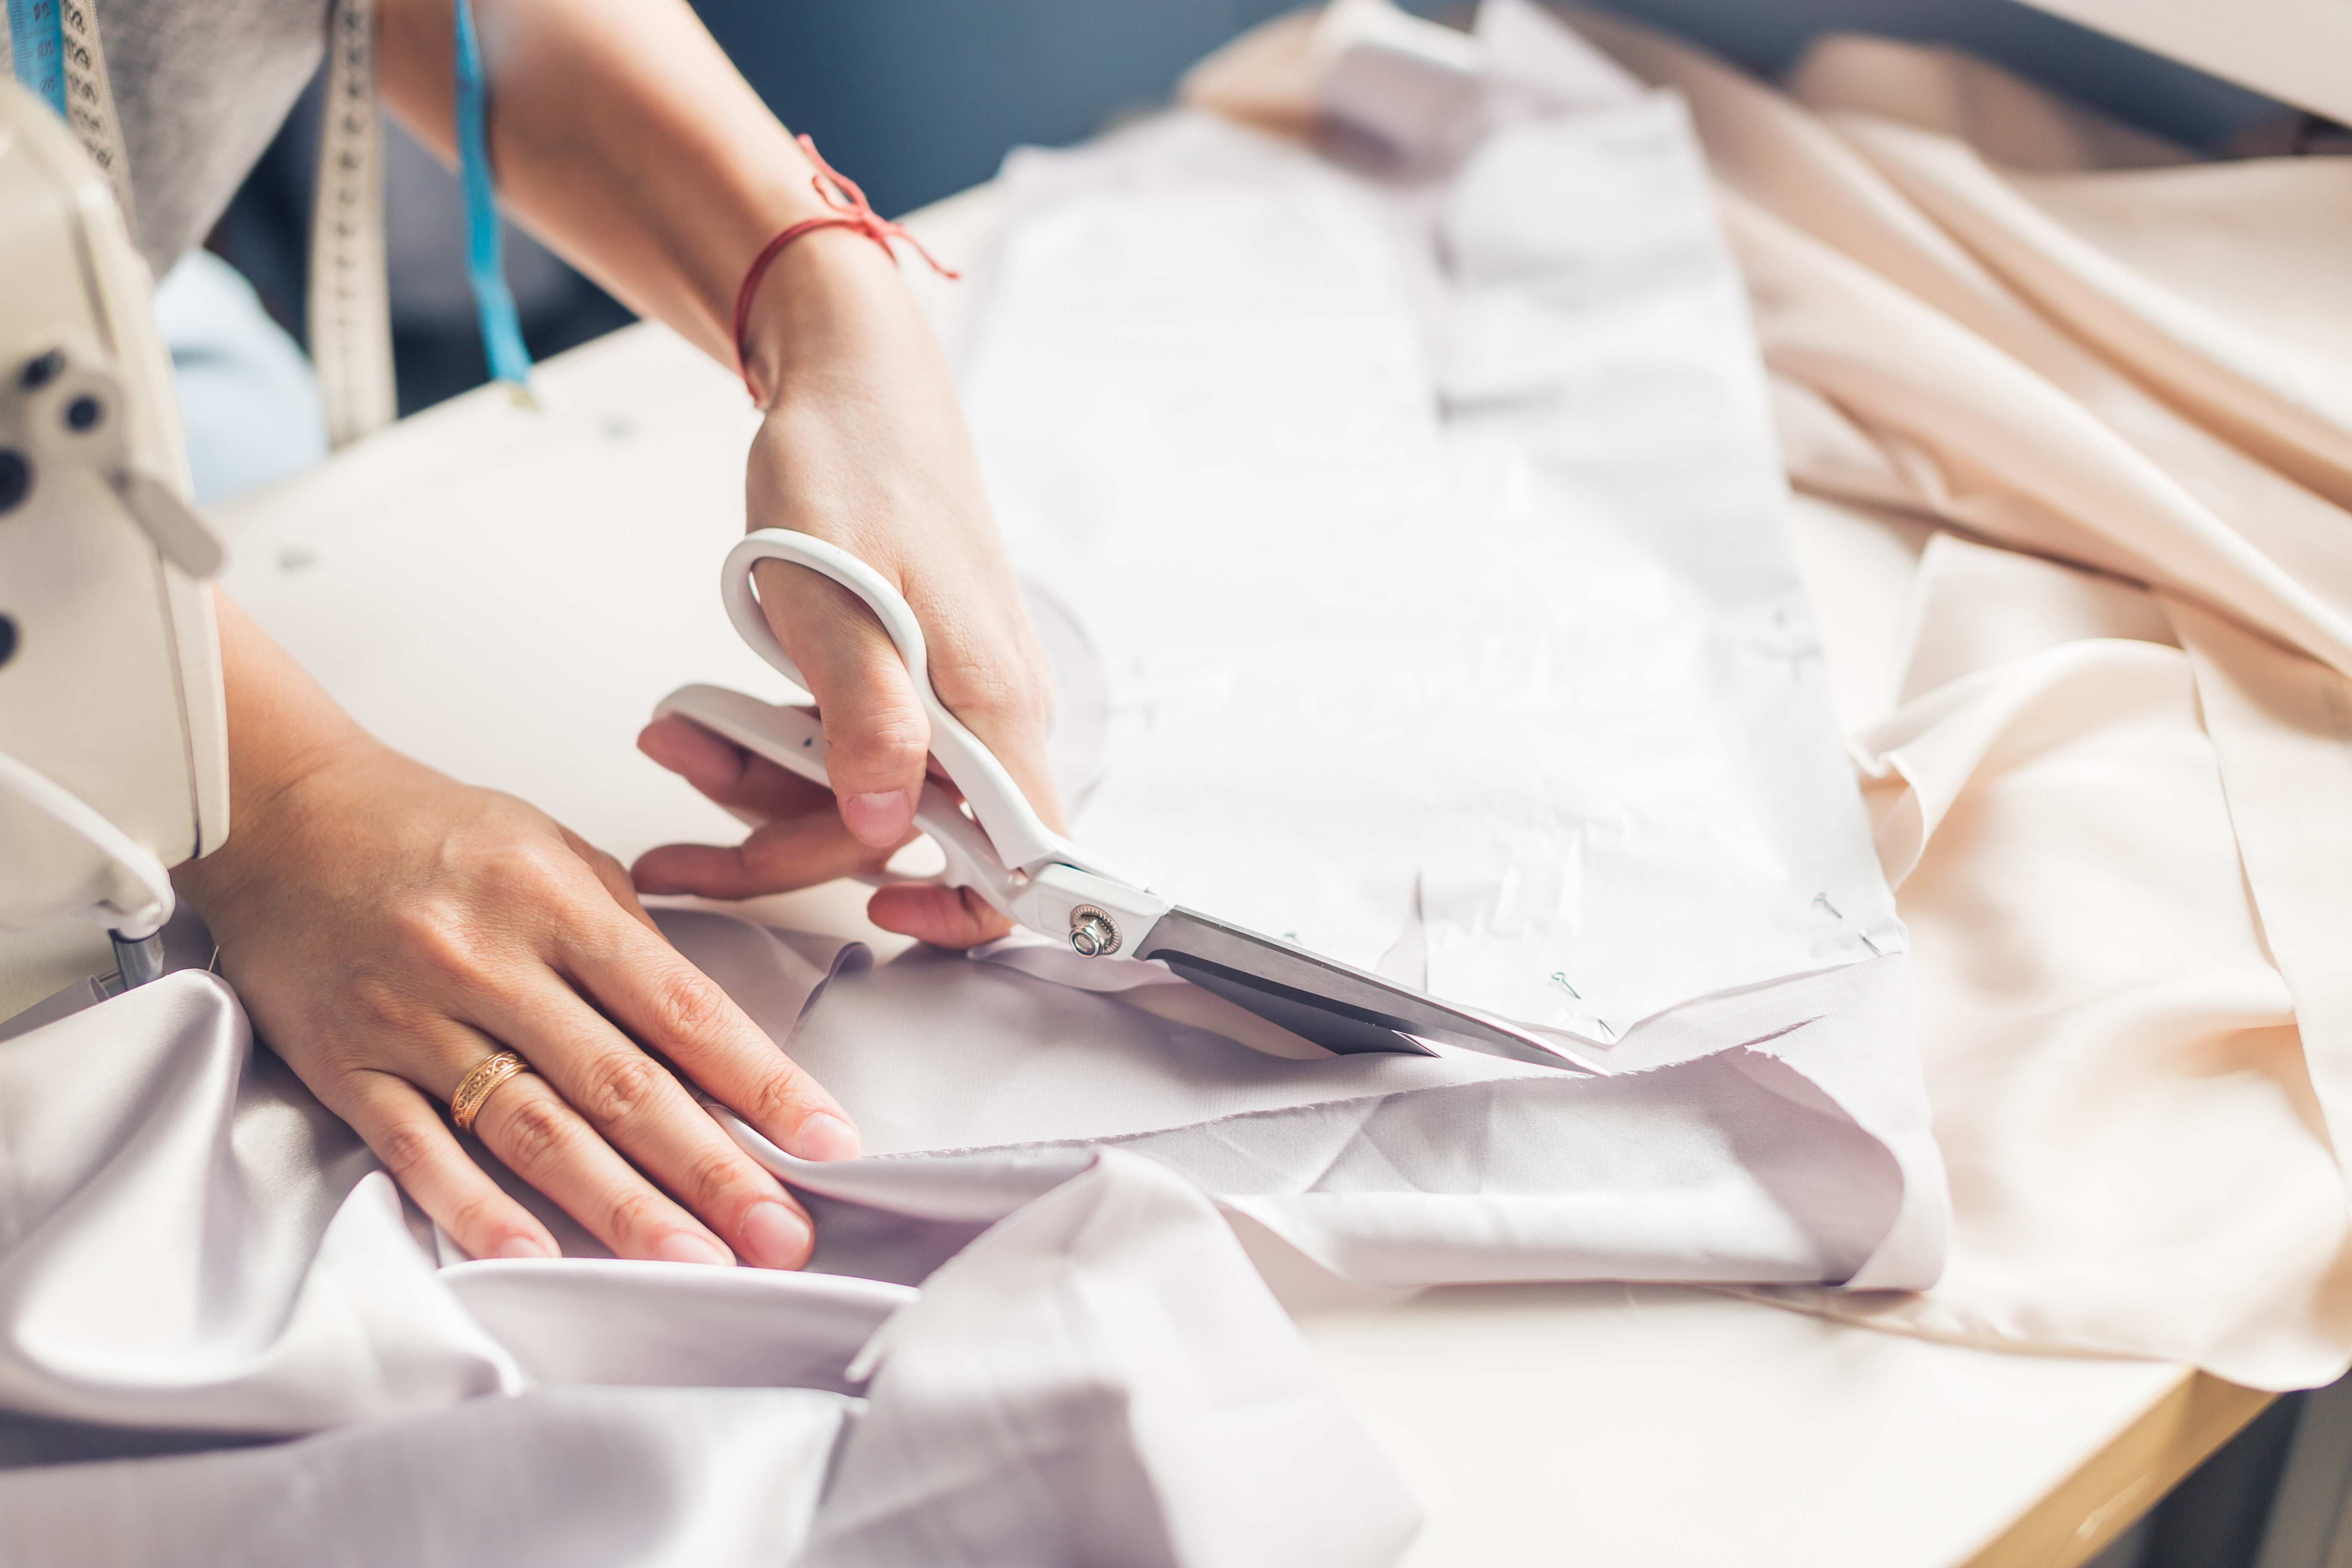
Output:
top-left (1069, 906), bottom-right (1121, 958)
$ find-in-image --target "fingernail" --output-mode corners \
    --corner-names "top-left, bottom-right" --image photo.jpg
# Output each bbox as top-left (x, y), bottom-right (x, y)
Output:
top-left (791, 1111), bottom-right (862, 1162)
top-left (842, 789), bottom-right (915, 848)
top-left (496, 1235), bottom-right (556, 1260)
top-left (739, 1200), bottom-right (813, 1269)
top-left (654, 1231), bottom-right (734, 1267)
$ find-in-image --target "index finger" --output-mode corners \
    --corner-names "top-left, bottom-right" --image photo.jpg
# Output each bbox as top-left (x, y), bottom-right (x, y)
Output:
top-left (560, 906), bottom-right (861, 1164)
top-left (637, 713), bottom-right (841, 821)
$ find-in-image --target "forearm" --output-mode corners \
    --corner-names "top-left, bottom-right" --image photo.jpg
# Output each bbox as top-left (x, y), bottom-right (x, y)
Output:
top-left (376, 0), bottom-right (866, 367)
top-left (369, 0), bottom-right (1064, 904)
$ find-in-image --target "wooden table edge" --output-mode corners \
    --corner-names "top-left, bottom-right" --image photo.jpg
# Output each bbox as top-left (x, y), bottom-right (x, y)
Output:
top-left (1962, 1370), bottom-right (2272, 1568)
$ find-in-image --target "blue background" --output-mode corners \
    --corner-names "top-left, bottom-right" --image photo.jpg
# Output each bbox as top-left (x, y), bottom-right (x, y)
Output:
top-left (689, 0), bottom-right (2275, 219)
top-left (210, 0), bottom-right (2288, 413)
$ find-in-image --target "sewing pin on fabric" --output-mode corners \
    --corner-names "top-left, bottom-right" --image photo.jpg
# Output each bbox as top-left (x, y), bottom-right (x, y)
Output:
top-left (1812, 892), bottom-right (1885, 956)
top-left (1550, 973), bottom-right (1616, 1041)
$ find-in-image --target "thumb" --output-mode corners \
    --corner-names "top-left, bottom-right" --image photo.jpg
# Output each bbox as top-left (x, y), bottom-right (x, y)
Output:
top-left (755, 557), bottom-right (931, 850)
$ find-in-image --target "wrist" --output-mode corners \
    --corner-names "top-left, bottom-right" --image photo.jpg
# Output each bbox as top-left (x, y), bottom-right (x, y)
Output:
top-left (172, 728), bottom-right (375, 910)
top-left (173, 594), bottom-right (377, 910)
top-left (739, 231), bottom-right (924, 407)
top-left (733, 136), bottom-right (958, 406)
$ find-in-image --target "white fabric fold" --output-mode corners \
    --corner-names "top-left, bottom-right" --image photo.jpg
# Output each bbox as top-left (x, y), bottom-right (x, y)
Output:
top-left (2, 1385), bottom-right (857, 1568)
top-left (694, 931), bottom-right (1933, 1289)
top-left (1559, 2), bottom-right (2352, 1388)
top-left (0, 973), bottom-right (518, 1433)
top-left (1745, 543), bottom-right (2331, 1383)
top-left (0, 974), bottom-right (1417, 1565)
top-left (788, 1148), bottom-right (1419, 1568)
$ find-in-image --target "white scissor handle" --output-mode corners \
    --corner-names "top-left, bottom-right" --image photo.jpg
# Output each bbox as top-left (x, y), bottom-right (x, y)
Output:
top-left (652, 683), bottom-right (1023, 914)
top-left (721, 529), bottom-right (1082, 879)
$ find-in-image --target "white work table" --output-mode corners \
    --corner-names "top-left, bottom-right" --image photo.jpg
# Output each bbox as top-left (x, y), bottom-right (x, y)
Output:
top-left (203, 187), bottom-right (2260, 1568)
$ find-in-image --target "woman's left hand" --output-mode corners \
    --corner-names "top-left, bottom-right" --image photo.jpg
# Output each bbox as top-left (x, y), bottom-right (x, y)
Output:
top-left (178, 600), bottom-right (862, 1269)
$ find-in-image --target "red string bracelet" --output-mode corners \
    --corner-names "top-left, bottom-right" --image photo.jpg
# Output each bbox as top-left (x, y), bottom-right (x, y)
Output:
top-left (732, 134), bottom-right (960, 405)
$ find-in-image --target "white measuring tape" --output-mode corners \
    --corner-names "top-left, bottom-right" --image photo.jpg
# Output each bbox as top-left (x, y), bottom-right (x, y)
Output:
top-left (6, 0), bottom-right (523, 450)
top-left (5, 0), bottom-right (134, 229)
top-left (56, 0), bottom-right (134, 231)
top-left (309, 0), bottom-right (397, 447)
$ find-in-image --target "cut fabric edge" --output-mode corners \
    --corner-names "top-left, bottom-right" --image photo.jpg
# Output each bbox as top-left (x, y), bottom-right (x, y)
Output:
top-left (747, 951), bottom-right (1945, 1294)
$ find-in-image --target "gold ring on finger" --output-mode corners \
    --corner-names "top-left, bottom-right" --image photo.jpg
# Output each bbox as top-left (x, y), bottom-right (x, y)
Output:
top-left (450, 1050), bottom-right (533, 1133)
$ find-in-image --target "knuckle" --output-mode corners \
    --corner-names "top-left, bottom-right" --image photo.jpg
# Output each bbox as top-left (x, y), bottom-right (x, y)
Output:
top-left (349, 972), bottom-right (423, 1033)
top-left (740, 1064), bottom-right (814, 1132)
top-left (936, 657), bottom-right (1054, 744)
top-left (557, 825), bottom-right (625, 884)
top-left (576, 1049), bottom-right (672, 1127)
top-left (444, 1192), bottom-right (511, 1247)
top-left (680, 1146), bottom-right (748, 1213)
top-left (374, 1115), bottom-right (441, 1180)
top-left (388, 901), bottom-right (496, 987)
top-left (603, 1187), bottom-right (666, 1246)
top-left (830, 704), bottom-right (930, 784)
top-left (642, 967), bottom-right (730, 1046)
top-left (479, 836), bottom-right (572, 898)
top-left (494, 1090), bottom-right (576, 1177)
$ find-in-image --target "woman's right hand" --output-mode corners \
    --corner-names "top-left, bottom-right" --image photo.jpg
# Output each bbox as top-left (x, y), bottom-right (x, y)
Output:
top-left (634, 225), bottom-right (1066, 950)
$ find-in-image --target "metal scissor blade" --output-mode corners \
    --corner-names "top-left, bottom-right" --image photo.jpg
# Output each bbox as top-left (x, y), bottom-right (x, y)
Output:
top-left (1134, 908), bottom-right (1599, 1072)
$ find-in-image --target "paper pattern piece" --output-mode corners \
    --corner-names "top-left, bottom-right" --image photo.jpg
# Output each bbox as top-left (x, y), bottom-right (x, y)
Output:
top-left (826, 0), bottom-right (1944, 1292)
top-left (962, 107), bottom-right (1907, 1039)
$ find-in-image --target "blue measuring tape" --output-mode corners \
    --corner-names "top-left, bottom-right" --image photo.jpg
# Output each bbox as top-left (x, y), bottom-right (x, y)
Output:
top-left (12, 0), bottom-right (527, 407)
top-left (454, 0), bottom-right (534, 398)
top-left (5, 0), bottom-right (65, 116)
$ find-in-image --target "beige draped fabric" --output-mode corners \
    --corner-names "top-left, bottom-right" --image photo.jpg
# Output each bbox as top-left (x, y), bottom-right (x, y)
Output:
top-left (1556, 9), bottom-right (2352, 1387)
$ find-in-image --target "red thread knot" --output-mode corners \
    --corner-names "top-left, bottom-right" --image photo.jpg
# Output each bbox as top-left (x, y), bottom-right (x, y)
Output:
top-left (732, 134), bottom-right (960, 405)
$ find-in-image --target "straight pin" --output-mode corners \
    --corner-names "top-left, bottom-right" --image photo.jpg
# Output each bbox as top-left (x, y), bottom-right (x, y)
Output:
top-left (1551, 973), bottom-right (1614, 1040)
top-left (1813, 892), bottom-right (1886, 957)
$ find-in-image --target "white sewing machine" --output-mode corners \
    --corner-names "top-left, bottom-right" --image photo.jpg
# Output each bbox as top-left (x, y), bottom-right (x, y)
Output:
top-left (0, 79), bottom-right (227, 992)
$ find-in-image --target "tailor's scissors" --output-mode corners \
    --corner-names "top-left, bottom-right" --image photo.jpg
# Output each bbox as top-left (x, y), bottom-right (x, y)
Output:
top-left (654, 529), bottom-right (1597, 1072)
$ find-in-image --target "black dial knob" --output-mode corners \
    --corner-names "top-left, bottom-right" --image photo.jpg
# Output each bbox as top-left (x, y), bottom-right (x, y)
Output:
top-left (0, 450), bottom-right (29, 514)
